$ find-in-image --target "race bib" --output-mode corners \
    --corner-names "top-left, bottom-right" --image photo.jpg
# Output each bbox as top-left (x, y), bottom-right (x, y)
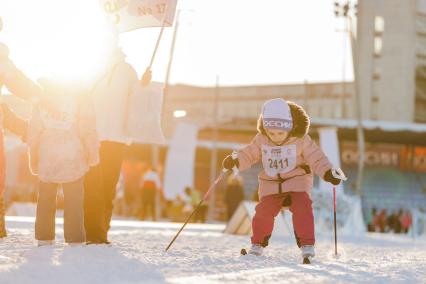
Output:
top-left (261, 144), bottom-right (297, 177)
top-left (40, 100), bottom-right (76, 130)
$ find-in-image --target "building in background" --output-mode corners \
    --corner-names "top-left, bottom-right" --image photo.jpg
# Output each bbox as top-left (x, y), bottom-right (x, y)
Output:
top-left (162, 82), bottom-right (355, 136)
top-left (356, 0), bottom-right (426, 122)
top-left (3, 76), bottom-right (426, 221)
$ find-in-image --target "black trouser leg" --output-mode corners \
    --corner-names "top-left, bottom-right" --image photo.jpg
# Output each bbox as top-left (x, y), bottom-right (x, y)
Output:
top-left (84, 141), bottom-right (124, 242)
top-left (100, 142), bottom-right (125, 235)
top-left (84, 163), bottom-right (106, 242)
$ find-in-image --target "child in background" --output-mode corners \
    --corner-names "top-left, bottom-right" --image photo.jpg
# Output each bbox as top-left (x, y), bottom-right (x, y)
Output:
top-left (222, 98), bottom-right (344, 262)
top-left (25, 78), bottom-right (99, 246)
top-left (139, 167), bottom-right (161, 221)
top-left (184, 186), bottom-right (207, 223)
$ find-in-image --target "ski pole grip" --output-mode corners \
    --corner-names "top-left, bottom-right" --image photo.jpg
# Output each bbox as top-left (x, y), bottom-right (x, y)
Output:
top-left (231, 150), bottom-right (238, 160)
top-left (331, 168), bottom-right (347, 181)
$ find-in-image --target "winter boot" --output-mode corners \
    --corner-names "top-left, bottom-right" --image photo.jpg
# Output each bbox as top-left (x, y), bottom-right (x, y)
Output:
top-left (37, 240), bottom-right (55, 247)
top-left (301, 245), bottom-right (315, 257)
top-left (301, 245), bottom-right (315, 263)
top-left (300, 245), bottom-right (315, 262)
top-left (248, 244), bottom-right (264, 256)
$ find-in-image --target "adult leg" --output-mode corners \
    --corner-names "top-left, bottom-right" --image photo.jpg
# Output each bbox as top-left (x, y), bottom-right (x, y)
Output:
top-left (140, 191), bottom-right (146, 220)
top-left (84, 162), bottom-right (106, 242)
top-left (201, 205), bottom-right (208, 223)
top-left (35, 182), bottom-right (58, 241)
top-left (193, 205), bottom-right (200, 223)
top-left (289, 192), bottom-right (315, 247)
top-left (195, 205), bottom-right (206, 223)
top-left (0, 197), bottom-right (6, 238)
top-left (63, 178), bottom-right (85, 243)
top-left (151, 190), bottom-right (157, 221)
top-left (251, 194), bottom-right (285, 246)
top-left (100, 142), bottom-right (125, 235)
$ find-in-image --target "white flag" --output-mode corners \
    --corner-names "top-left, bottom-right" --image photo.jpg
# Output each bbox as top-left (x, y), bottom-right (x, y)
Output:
top-left (100, 0), bottom-right (178, 32)
top-left (125, 81), bottom-right (166, 145)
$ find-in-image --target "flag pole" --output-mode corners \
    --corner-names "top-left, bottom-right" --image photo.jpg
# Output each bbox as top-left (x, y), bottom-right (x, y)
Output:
top-left (161, 9), bottom-right (180, 129)
top-left (147, 4), bottom-right (170, 71)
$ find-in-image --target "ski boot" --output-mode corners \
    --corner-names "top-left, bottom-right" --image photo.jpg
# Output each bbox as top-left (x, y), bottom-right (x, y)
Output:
top-left (301, 245), bottom-right (315, 264)
top-left (241, 244), bottom-right (264, 256)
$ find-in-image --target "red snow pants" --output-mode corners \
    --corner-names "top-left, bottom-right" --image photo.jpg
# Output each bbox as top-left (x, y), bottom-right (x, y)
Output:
top-left (251, 192), bottom-right (315, 247)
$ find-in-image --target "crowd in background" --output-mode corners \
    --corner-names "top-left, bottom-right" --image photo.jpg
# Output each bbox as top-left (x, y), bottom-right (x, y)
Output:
top-left (112, 158), bottom-right (247, 223)
top-left (2, 152), bottom-right (419, 231)
top-left (366, 207), bottom-right (413, 233)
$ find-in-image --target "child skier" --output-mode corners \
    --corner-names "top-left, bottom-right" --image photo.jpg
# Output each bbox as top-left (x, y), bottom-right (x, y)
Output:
top-left (222, 98), bottom-right (344, 262)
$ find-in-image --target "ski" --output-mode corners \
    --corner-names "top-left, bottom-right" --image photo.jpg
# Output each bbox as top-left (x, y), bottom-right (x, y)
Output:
top-left (242, 247), bottom-right (312, 264)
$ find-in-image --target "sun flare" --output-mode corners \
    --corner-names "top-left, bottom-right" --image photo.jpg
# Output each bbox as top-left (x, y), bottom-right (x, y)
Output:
top-left (4, 0), bottom-right (118, 86)
top-left (43, 2), bottom-right (117, 84)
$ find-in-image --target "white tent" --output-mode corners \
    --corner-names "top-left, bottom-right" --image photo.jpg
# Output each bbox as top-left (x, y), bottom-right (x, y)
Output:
top-left (224, 201), bottom-right (294, 238)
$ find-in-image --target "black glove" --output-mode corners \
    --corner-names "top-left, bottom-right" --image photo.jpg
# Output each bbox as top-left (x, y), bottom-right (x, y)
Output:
top-left (324, 169), bottom-right (341, 186)
top-left (222, 155), bottom-right (239, 170)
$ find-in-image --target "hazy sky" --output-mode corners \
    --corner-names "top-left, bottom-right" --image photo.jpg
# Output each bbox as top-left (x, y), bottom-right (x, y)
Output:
top-left (0, 0), bottom-right (354, 86)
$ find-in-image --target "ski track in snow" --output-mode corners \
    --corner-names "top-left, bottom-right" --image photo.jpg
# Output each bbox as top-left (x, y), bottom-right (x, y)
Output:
top-left (0, 217), bottom-right (425, 284)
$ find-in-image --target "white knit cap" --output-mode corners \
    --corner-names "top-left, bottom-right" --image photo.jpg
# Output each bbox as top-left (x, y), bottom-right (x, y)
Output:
top-left (262, 98), bottom-right (293, 131)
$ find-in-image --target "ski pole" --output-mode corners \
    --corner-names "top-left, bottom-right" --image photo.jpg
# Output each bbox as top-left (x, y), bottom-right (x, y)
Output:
top-left (165, 171), bottom-right (227, 252)
top-left (333, 186), bottom-right (337, 256)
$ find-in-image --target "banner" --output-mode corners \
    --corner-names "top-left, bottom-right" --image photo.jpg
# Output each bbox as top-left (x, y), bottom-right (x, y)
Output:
top-left (318, 127), bottom-right (343, 191)
top-left (100, 0), bottom-right (178, 32)
top-left (341, 142), bottom-right (426, 172)
top-left (125, 81), bottom-right (166, 145)
top-left (163, 122), bottom-right (198, 199)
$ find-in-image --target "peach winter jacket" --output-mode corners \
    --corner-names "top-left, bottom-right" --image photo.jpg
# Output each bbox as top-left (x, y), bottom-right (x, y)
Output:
top-left (27, 94), bottom-right (99, 184)
top-left (1, 63), bottom-right (100, 183)
top-left (237, 102), bottom-right (333, 199)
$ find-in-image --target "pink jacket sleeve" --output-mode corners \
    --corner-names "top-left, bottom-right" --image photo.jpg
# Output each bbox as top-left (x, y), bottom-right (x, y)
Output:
top-left (237, 134), bottom-right (262, 172)
top-left (302, 135), bottom-right (333, 179)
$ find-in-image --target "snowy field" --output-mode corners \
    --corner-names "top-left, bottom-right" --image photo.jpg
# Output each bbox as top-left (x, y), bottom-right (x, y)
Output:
top-left (0, 216), bottom-right (425, 284)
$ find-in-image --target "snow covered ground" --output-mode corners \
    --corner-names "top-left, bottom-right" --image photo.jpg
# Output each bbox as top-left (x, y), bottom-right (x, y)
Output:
top-left (1, 216), bottom-right (425, 284)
